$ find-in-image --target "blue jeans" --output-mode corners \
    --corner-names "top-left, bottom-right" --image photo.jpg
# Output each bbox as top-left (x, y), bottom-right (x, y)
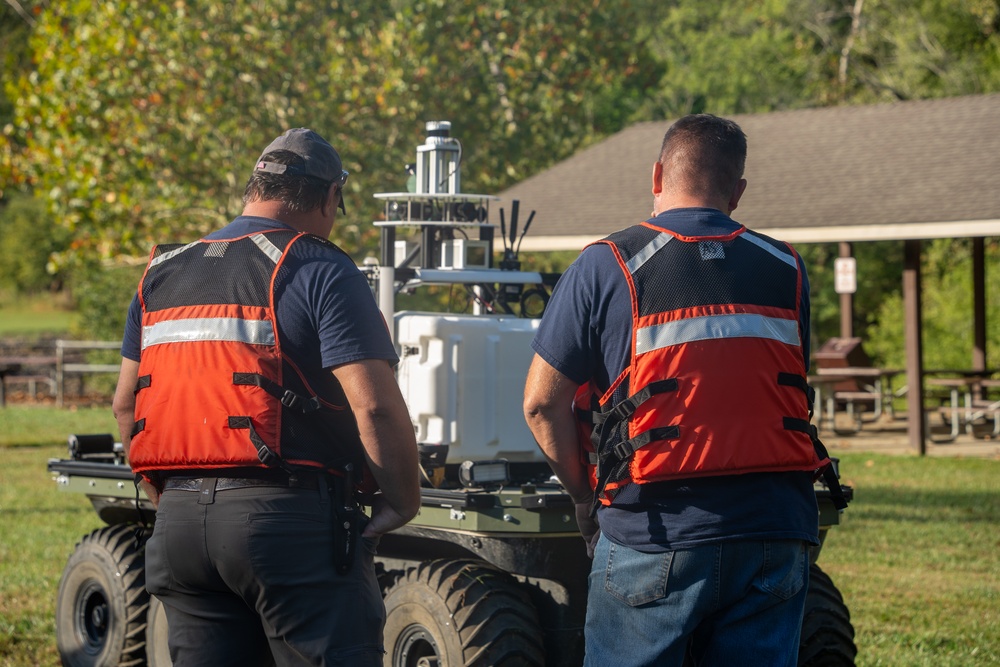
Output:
top-left (584, 535), bottom-right (809, 667)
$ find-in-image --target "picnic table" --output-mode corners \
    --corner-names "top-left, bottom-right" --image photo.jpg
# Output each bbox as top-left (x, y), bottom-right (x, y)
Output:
top-left (810, 367), bottom-right (904, 435)
top-left (924, 369), bottom-right (1000, 442)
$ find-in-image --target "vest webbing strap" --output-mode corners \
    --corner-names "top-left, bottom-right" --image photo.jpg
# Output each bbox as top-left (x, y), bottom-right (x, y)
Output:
top-left (778, 372), bottom-right (815, 413)
top-left (589, 425), bottom-right (682, 518)
top-left (136, 375), bottom-right (152, 391)
top-left (131, 418), bottom-right (146, 437)
top-left (228, 416), bottom-right (289, 470)
top-left (232, 373), bottom-right (322, 413)
top-left (604, 426), bottom-right (682, 465)
top-left (782, 417), bottom-right (812, 432)
top-left (783, 418), bottom-right (849, 510)
top-left (777, 372), bottom-right (808, 394)
top-left (586, 379), bottom-right (680, 516)
top-left (594, 379), bottom-right (679, 427)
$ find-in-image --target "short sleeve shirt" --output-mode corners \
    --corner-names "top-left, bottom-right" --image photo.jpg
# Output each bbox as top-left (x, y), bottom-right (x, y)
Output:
top-left (532, 208), bottom-right (819, 551)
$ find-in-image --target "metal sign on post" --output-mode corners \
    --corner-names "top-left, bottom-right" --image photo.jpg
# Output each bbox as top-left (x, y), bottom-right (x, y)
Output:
top-left (834, 257), bottom-right (857, 294)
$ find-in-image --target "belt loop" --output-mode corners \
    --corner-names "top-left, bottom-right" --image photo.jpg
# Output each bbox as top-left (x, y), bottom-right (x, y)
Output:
top-left (198, 477), bottom-right (217, 505)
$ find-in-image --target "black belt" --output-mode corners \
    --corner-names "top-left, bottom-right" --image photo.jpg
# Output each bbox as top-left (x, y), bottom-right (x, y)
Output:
top-left (164, 473), bottom-right (322, 492)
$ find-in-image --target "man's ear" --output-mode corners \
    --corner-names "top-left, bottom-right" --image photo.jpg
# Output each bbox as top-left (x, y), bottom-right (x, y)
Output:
top-left (728, 178), bottom-right (748, 213)
top-left (321, 182), bottom-right (338, 217)
top-left (651, 161), bottom-right (663, 195)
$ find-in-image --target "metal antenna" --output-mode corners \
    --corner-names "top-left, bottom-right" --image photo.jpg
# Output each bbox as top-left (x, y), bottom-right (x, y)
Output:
top-left (515, 211), bottom-right (536, 255)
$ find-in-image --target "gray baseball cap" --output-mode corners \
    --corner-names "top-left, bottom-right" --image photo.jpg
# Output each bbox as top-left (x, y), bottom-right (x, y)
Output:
top-left (255, 128), bottom-right (348, 213)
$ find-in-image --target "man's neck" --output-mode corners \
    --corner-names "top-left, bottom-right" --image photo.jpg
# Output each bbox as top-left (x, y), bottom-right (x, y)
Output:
top-left (653, 195), bottom-right (728, 217)
top-left (241, 201), bottom-right (329, 238)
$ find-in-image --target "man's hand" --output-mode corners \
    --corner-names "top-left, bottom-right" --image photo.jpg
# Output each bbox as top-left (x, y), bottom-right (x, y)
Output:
top-left (362, 494), bottom-right (417, 538)
top-left (575, 497), bottom-right (601, 559)
top-left (138, 478), bottom-right (161, 509)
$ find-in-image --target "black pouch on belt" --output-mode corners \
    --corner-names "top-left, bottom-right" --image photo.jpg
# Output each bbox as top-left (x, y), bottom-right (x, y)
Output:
top-left (330, 472), bottom-right (359, 575)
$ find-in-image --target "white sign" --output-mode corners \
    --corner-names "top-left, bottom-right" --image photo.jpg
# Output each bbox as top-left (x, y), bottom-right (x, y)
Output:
top-left (834, 257), bottom-right (857, 294)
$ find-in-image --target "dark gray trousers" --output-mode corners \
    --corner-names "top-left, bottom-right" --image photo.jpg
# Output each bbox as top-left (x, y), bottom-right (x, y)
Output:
top-left (145, 481), bottom-right (384, 666)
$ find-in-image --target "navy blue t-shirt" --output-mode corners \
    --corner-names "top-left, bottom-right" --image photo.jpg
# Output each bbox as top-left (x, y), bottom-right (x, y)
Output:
top-left (532, 208), bottom-right (819, 551)
top-left (121, 217), bottom-right (398, 388)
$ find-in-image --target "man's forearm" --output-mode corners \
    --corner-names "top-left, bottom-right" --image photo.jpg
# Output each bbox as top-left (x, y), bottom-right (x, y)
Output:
top-left (112, 358), bottom-right (139, 459)
top-left (355, 404), bottom-right (420, 526)
top-left (523, 355), bottom-right (592, 503)
top-left (526, 410), bottom-right (593, 503)
top-left (332, 358), bottom-right (420, 535)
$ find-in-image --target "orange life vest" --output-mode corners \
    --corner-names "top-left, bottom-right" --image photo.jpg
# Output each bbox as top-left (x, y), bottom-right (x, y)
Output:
top-left (577, 222), bottom-right (828, 506)
top-left (129, 229), bottom-right (368, 483)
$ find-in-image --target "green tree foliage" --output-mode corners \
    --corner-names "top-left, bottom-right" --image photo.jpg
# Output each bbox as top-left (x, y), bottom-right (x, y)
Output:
top-left (638, 0), bottom-right (1000, 117)
top-left (0, 192), bottom-right (69, 292)
top-left (845, 0), bottom-right (1000, 102)
top-left (638, 0), bottom-right (836, 117)
top-left (387, 0), bottom-right (658, 189)
top-left (867, 239), bottom-right (1000, 370)
top-left (2, 0), bottom-right (998, 354)
top-left (2, 0), bottom-right (653, 268)
top-left (5, 1), bottom-right (383, 261)
top-left (798, 241), bottom-right (904, 354)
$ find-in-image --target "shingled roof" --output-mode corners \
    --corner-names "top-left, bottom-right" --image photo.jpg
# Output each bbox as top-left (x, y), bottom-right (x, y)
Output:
top-left (498, 94), bottom-right (1000, 251)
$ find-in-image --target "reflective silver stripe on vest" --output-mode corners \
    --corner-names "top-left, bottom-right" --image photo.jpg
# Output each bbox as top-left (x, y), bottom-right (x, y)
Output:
top-left (625, 232), bottom-right (673, 274)
top-left (738, 233), bottom-right (798, 269)
top-left (142, 318), bottom-right (276, 350)
top-left (635, 313), bottom-right (800, 355)
top-left (148, 241), bottom-right (200, 268)
top-left (250, 233), bottom-right (284, 265)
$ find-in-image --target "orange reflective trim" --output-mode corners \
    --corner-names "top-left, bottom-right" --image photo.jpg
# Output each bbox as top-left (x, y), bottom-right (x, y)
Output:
top-left (640, 220), bottom-right (745, 243)
top-left (635, 303), bottom-right (797, 330)
top-left (142, 304), bottom-right (272, 326)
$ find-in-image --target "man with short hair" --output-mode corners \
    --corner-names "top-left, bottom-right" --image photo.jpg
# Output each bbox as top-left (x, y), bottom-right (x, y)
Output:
top-left (524, 114), bottom-right (823, 666)
top-left (113, 128), bottom-right (420, 665)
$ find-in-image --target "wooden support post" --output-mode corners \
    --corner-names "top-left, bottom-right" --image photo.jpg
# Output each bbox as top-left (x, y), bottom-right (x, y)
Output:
top-left (973, 237), bottom-right (986, 373)
top-left (903, 240), bottom-right (926, 455)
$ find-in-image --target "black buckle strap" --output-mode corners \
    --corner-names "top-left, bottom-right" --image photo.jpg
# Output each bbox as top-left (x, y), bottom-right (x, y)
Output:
top-left (608, 426), bottom-right (681, 464)
top-left (783, 417), bottom-right (812, 433)
top-left (778, 372), bottom-right (808, 394)
top-left (131, 419), bottom-right (145, 437)
top-left (228, 416), bottom-right (285, 469)
top-left (596, 379), bottom-right (679, 426)
top-left (784, 418), bottom-right (849, 510)
top-left (233, 372), bottom-right (321, 413)
top-left (779, 372), bottom-right (816, 417)
top-left (587, 425), bottom-right (681, 518)
top-left (135, 375), bottom-right (152, 391)
top-left (809, 428), bottom-right (849, 510)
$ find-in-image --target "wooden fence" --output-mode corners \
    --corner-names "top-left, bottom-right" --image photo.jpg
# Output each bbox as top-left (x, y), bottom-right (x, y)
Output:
top-left (0, 340), bottom-right (121, 407)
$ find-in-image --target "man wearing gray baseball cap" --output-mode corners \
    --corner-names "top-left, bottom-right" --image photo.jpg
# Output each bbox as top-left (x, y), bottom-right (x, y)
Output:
top-left (113, 128), bottom-right (420, 665)
top-left (254, 127), bottom-right (349, 214)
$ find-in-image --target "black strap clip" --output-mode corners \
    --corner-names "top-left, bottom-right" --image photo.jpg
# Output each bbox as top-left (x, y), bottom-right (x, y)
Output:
top-left (234, 372), bottom-right (321, 414)
top-left (229, 416), bottom-right (282, 469)
top-left (281, 390), bottom-right (304, 410)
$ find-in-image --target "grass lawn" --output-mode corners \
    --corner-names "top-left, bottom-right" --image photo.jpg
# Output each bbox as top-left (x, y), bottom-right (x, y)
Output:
top-left (0, 292), bottom-right (76, 338)
top-left (0, 406), bottom-right (118, 447)
top-left (820, 451), bottom-right (999, 666)
top-left (0, 408), bottom-right (997, 665)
